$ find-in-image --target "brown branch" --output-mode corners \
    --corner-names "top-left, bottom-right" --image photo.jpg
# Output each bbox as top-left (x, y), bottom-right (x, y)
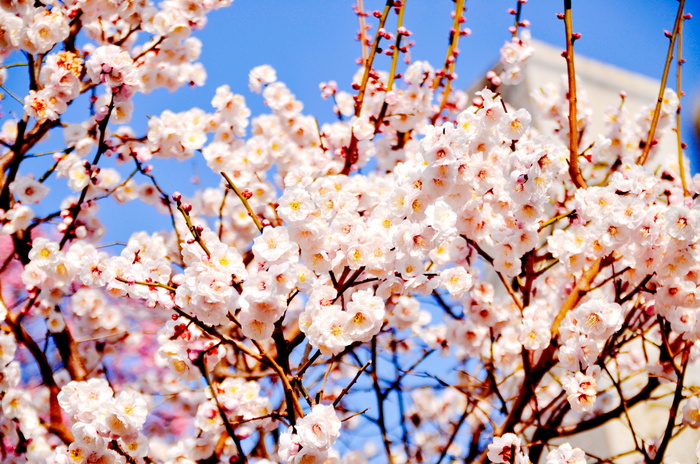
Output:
top-left (5, 314), bottom-right (73, 444)
top-left (637, 0), bottom-right (686, 165)
top-left (563, 0), bottom-right (587, 189)
top-left (334, 361), bottom-right (372, 407)
top-left (372, 0), bottom-right (407, 131)
top-left (436, 403), bottom-right (470, 464)
top-left (221, 171), bottom-right (263, 232)
top-left (356, 0), bottom-right (369, 65)
top-left (650, 347), bottom-right (689, 464)
top-left (370, 338), bottom-right (394, 464)
top-left (675, 13), bottom-right (689, 196)
top-left (52, 318), bottom-right (88, 381)
top-left (194, 353), bottom-right (248, 464)
top-left (551, 256), bottom-right (609, 338)
top-left (430, 0), bottom-right (465, 125)
top-left (59, 96), bottom-right (115, 249)
top-left (341, 0), bottom-right (393, 175)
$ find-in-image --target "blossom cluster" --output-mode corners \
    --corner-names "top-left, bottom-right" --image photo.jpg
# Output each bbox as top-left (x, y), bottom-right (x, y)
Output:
top-left (0, 1), bottom-right (698, 464)
top-left (279, 404), bottom-right (341, 464)
top-left (56, 379), bottom-right (149, 463)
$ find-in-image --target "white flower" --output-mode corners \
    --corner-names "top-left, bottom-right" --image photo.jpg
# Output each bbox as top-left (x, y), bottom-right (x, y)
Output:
top-left (295, 404), bottom-right (341, 452)
top-left (562, 371), bottom-right (597, 413)
top-left (23, 88), bottom-right (66, 121)
top-left (571, 299), bottom-right (623, 340)
top-left (345, 289), bottom-right (385, 343)
top-left (404, 60), bottom-right (434, 84)
top-left (682, 396), bottom-right (700, 428)
top-left (306, 306), bottom-right (353, 356)
top-left (665, 205), bottom-right (698, 242)
top-left (65, 159), bottom-right (90, 191)
top-left (278, 188), bottom-right (315, 223)
top-left (0, 332), bottom-right (17, 366)
top-left (19, 8), bottom-right (69, 55)
top-left (58, 378), bottom-right (113, 423)
top-left (660, 88), bottom-right (679, 115)
top-left (239, 308), bottom-right (275, 340)
top-left (156, 341), bottom-right (200, 382)
top-left (545, 443), bottom-right (586, 464)
top-left (72, 422), bottom-right (104, 451)
top-left (278, 428), bottom-right (301, 463)
top-left (252, 226), bottom-right (299, 264)
top-left (86, 45), bottom-right (138, 100)
top-left (2, 389), bottom-right (31, 419)
top-left (351, 115), bottom-right (374, 141)
top-left (104, 389), bottom-right (148, 437)
top-left (121, 433), bottom-right (149, 458)
top-left (0, 10), bottom-right (22, 50)
top-left (249, 65), bottom-right (277, 93)
top-left (438, 266), bottom-right (473, 299)
top-left (78, 251), bottom-right (115, 288)
top-left (487, 433), bottom-right (523, 463)
top-left (211, 85), bottom-right (250, 135)
top-left (9, 175), bottom-right (49, 205)
top-left (2, 204), bottom-right (34, 234)
top-left (263, 82), bottom-right (294, 112)
top-left (499, 108), bottom-right (531, 140)
top-left (519, 318), bottom-right (550, 351)
top-left (46, 311), bottom-right (66, 333)
top-left (28, 238), bottom-right (61, 267)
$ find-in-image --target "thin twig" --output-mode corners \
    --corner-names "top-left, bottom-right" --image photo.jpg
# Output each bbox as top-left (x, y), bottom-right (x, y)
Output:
top-left (637, 0), bottom-right (686, 165)
top-left (675, 13), bottom-right (689, 196)
top-left (221, 171), bottom-right (263, 232)
top-left (334, 361), bottom-right (372, 407)
top-left (430, 0), bottom-right (465, 124)
top-left (563, 0), bottom-right (587, 189)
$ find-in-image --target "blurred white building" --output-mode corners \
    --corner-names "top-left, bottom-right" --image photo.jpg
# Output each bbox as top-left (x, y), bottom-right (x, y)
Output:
top-left (470, 38), bottom-right (680, 169)
top-left (471, 39), bottom-right (698, 463)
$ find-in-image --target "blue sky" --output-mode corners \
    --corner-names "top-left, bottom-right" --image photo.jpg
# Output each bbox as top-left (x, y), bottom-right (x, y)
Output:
top-left (188, 0), bottom-right (700, 125)
top-left (3, 1), bottom-right (699, 242)
top-left (120, 0), bottom-right (699, 238)
top-left (141, 0), bottom-right (700, 174)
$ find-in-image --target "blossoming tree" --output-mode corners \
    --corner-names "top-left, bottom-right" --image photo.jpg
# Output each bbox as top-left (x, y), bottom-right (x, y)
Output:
top-left (0, 0), bottom-right (698, 463)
